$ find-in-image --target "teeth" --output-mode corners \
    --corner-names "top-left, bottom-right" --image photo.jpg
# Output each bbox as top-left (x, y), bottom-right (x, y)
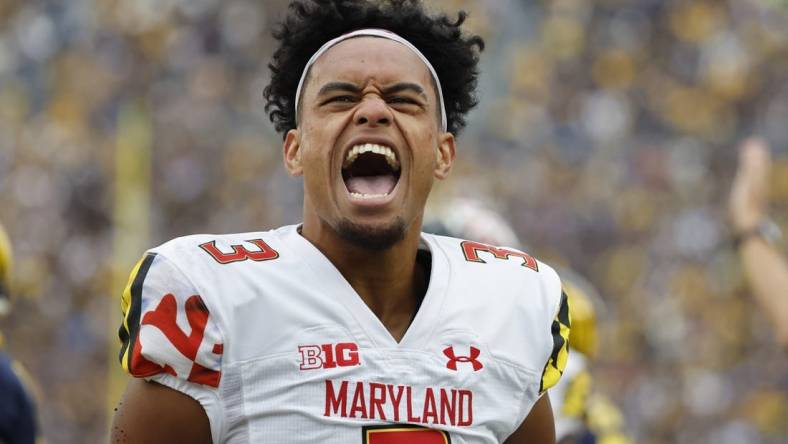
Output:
top-left (350, 192), bottom-right (389, 199)
top-left (343, 143), bottom-right (400, 171)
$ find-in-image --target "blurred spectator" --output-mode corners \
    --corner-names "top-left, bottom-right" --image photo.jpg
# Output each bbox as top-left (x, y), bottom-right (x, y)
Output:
top-left (0, 0), bottom-right (786, 442)
top-left (0, 223), bottom-right (40, 444)
top-left (729, 138), bottom-right (788, 351)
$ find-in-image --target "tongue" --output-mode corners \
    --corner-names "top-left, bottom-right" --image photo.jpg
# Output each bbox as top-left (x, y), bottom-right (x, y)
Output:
top-left (346, 174), bottom-right (397, 195)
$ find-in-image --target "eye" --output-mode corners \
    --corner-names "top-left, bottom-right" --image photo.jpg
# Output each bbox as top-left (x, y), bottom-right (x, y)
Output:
top-left (326, 95), bottom-right (358, 104)
top-left (387, 96), bottom-right (419, 105)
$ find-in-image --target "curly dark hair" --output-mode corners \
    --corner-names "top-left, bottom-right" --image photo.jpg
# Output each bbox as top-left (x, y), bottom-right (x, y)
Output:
top-left (263, 0), bottom-right (485, 137)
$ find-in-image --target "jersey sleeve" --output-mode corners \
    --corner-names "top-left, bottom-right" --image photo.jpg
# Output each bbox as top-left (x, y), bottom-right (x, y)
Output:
top-left (117, 252), bottom-right (225, 438)
top-left (539, 289), bottom-right (571, 394)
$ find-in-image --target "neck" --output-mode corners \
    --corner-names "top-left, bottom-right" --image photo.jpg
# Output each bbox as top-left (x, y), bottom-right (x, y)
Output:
top-left (300, 215), bottom-right (427, 341)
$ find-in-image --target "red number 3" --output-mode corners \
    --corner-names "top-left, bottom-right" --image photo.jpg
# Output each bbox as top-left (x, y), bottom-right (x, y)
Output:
top-left (199, 239), bottom-right (279, 264)
top-left (362, 425), bottom-right (450, 444)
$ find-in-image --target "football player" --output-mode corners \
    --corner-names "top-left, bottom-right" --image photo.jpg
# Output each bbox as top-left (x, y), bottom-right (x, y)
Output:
top-left (0, 223), bottom-right (40, 444)
top-left (112, 1), bottom-right (570, 443)
top-left (425, 199), bottom-right (631, 444)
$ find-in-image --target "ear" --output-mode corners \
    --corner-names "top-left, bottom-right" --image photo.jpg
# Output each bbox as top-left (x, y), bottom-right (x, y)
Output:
top-left (283, 129), bottom-right (303, 176)
top-left (433, 132), bottom-right (456, 180)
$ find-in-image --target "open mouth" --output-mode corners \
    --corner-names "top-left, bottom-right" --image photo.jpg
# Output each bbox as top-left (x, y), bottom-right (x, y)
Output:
top-left (342, 143), bottom-right (401, 199)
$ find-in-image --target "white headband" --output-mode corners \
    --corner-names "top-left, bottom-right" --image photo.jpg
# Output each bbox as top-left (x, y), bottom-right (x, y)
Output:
top-left (294, 28), bottom-right (448, 132)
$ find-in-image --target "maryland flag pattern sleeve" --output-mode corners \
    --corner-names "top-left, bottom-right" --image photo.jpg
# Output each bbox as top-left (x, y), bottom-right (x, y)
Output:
top-left (118, 251), bottom-right (225, 398)
top-left (539, 290), bottom-right (571, 394)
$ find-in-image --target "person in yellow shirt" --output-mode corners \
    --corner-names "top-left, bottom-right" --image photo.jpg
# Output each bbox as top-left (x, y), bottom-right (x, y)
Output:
top-left (0, 223), bottom-right (40, 444)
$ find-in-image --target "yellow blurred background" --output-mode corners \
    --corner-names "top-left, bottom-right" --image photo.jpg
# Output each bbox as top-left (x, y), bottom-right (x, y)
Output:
top-left (0, 0), bottom-right (786, 442)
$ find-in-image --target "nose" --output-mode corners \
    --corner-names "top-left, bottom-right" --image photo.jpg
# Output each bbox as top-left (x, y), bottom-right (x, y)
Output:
top-left (354, 95), bottom-right (392, 127)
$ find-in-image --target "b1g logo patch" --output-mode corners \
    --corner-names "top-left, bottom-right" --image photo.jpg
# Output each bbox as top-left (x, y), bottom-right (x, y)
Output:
top-left (362, 424), bottom-right (451, 444)
top-left (299, 342), bottom-right (360, 370)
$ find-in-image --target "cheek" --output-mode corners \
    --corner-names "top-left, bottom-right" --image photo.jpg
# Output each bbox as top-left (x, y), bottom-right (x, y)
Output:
top-left (410, 148), bottom-right (438, 195)
top-left (300, 129), bottom-right (331, 162)
top-left (302, 115), bottom-right (347, 156)
top-left (300, 131), bottom-right (340, 187)
top-left (400, 117), bottom-right (438, 161)
top-left (412, 137), bottom-right (439, 173)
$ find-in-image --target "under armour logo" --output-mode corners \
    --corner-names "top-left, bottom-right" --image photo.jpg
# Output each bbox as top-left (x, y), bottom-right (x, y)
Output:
top-left (443, 346), bottom-right (483, 371)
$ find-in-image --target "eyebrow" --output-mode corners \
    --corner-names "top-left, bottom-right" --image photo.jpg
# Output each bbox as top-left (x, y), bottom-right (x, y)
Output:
top-left (317, 82), bottom-right (362, 96)
top-left (381, 82), bottom-right (427, 99)
top-left (316, 81), bottom-right (428, 99)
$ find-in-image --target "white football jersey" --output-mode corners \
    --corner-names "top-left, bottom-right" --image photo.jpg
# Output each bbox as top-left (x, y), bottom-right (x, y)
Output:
top-left (118, 225), bottom-right (570, 444)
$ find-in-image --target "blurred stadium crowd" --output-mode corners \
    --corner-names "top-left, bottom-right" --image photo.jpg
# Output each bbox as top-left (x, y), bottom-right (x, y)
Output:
top-left (0, 0), bottom-right (787, 442)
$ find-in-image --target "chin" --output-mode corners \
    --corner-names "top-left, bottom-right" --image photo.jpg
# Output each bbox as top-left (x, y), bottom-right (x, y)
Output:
top-left (336, 217), bottom-right (407, 251)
